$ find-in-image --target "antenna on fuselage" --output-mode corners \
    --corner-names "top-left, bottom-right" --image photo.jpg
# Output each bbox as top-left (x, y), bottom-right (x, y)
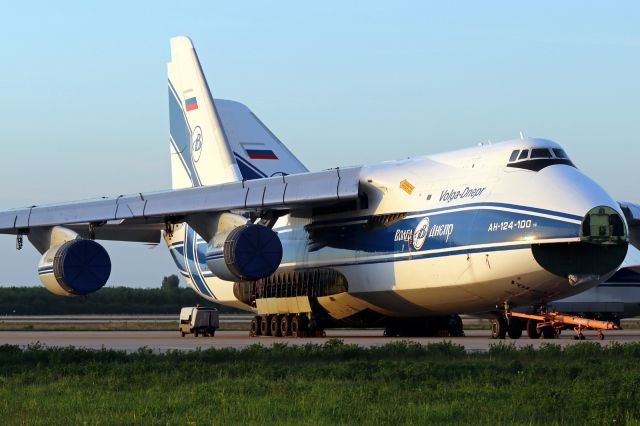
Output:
top-left (519, 131), bottom-right (526, 140)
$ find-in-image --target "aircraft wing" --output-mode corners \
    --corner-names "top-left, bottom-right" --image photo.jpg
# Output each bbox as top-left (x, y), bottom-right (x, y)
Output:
top-left (0, 167), bottom-right (362, 242)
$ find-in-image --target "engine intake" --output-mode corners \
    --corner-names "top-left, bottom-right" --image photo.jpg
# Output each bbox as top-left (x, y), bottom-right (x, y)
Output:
top-left (38, 239), bottom-right (111, 296)
top-left (206, 224), bottom-right (282, 281)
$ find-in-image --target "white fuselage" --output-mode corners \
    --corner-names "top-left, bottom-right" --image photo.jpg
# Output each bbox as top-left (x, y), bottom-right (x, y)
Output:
top-left (166, 138), bottom-right (627, 322)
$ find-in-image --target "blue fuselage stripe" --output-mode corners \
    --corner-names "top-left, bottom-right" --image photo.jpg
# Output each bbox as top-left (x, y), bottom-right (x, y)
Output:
top-left (184, 226), bottom-right (213, 297)
top-left (308, 203), bottom-right (583, 228)
top-left (299, 207), bottom-right (580, 256)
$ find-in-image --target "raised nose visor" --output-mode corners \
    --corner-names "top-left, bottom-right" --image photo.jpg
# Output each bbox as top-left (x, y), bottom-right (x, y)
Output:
top-left (532, 206), bottom-right (628, 279)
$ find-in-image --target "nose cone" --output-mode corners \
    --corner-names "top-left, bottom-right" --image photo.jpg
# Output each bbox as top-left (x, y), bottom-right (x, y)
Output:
top-left (529, 167), bottom-right (628, 280)
top-left (533, 165), bottom-right (624, 219)
top-left (532, 206), bottom-right (628, 279)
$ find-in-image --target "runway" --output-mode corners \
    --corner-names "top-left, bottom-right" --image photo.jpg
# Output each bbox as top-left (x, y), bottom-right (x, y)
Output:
top-left (2, 329), bottom-right (640, 352)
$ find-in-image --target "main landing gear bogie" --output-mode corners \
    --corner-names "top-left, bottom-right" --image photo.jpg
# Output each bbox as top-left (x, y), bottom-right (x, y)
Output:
top-left (249, 314), bottom-right (321, 338)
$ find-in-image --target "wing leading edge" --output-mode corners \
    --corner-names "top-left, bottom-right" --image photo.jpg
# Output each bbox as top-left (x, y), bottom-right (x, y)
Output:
top-left (0, 167), bottom-right (362, 239)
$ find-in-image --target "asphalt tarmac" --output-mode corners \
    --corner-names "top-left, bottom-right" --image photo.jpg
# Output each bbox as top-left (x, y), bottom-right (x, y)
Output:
top-left (2, 329), bottom-right (639, 352)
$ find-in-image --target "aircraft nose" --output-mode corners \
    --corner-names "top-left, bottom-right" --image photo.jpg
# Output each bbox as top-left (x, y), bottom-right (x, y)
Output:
top-left (531, 205), bottom-right (628, 281)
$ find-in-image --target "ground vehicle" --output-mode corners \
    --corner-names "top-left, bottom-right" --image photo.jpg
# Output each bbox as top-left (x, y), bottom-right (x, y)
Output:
top-left (179, 307), bottom-right (219, 337)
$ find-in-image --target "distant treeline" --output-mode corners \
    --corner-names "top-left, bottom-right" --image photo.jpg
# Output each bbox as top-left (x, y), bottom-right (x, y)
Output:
top-left (0, 287), bottom-right (245, 315)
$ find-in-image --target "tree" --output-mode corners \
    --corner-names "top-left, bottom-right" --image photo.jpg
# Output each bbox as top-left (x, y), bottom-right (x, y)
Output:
top-left (161, 274), bottom-right (180, 291)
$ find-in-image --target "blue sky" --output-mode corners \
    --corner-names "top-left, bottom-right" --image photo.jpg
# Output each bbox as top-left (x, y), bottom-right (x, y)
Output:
top-left (1, 1), bottom-right (639, 287)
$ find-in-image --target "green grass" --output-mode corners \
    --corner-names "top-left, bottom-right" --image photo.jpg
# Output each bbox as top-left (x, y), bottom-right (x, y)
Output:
top-left (1, 340), bottom-right (639, 425)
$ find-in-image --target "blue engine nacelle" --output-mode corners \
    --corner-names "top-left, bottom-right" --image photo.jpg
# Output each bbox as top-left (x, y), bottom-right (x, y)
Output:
top-left (38, 239), bottom-right (112, 296)
top-left (205, 224), bottom-right (283, 281)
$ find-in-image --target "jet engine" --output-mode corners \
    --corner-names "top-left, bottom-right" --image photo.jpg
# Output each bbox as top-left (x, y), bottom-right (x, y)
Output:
top-left (205, 224), bottom-right (283, 281)
top-left (38, 239), bottom-right (112, 296)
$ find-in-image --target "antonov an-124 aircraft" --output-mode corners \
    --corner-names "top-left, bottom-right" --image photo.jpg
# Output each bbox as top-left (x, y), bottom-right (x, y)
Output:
top-left (2, 36), bottom-right (639, 339)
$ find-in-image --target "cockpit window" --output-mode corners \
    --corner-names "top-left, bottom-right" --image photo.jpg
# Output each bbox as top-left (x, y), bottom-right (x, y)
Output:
top-left (507, 146), bottom-right (575, 171)
top-left (552, 148), bottom-right (569, 159)
top-left (530, 148), bottom-right (552, 159)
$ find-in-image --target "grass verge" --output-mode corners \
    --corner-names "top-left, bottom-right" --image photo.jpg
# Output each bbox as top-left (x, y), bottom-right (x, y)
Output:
top-left (1, 340), bottom-right (639, 425)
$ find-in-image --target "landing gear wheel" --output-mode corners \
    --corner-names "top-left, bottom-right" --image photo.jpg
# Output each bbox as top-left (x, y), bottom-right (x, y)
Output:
top-left (598, 331), bottom-right (605, 340)
top-left (181, 331), bottom-right (185, 337)
top-left (491, 317), bottom-right (507, 339)
top-left (296, 315), bottom-right (310, 337)
top-left (291, 315), bottom-right (301, 337)
top-left (448, 315), bottom-right (465, 337)
top-left (280, 315), bottom-right (291, 337)
top-left (384, 326), bottom-right (399, 337)
top-left (526, 319), bottom-right (541, 339)
top-left (194, 329), bottom-right (199, 337)
top-left (507, 317), bottom-right (522, 339)
top-left (260, 316), bottom-right (271, 336)
top-left (270, 315), bottom-right (282, 337)
top-left (250, 316), bottom-right (260, 337)
top-left (541, 326), bottom-right (557, 339)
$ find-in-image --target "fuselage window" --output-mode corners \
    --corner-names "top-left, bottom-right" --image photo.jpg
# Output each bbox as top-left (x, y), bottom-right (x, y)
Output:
top-left (552, 148), bottom-right (569, 159)
top-left (530, 148), bottom-right (552, 159)
top-left (517, 149), bottom-right (529, 161)
top-left (509, 150), bottom-right (520, 162)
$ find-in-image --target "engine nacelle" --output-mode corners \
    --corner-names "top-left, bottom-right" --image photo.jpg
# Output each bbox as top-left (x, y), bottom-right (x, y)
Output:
top-left (205, 224), bottom-right (282, 281)
top-left (38, 239), bottom-right (112, 296)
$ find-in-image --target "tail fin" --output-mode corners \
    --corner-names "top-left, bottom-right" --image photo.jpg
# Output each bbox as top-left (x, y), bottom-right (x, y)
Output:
top-left (215, 99), bottom-right (308, 180)
top-left (168, 36), bottom-right (242, 189)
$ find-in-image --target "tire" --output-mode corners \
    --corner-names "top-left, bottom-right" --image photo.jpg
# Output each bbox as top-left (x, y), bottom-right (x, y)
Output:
top-left (526, 319), bottom-right (541, 339)
top-left (296, 315), bottom-right (309, 337)
top-left (541, 326), bottom-right (557, 339)
top-left (448, 315), bottom-right (465, 337)
top-left (490, 317), bottom-right (507, 339)
top-left (271, 315), bottom-right (282, 337)
top-left (260, 316), bottom-right (271, 336)
top-left (181, 331), bottom-right (186, 337)
top-left (210, 329), bottom-right (216, 337)
top-left (194, 329), bottom-right (199, 337)
top-left (280, 315), bottom-right (291, 337)
top-left (250, 316), bottom-right (260, 337)
top-left (384, 326), bottom-right (399, 337)
top-left (507, 317), bottom-right (523, 339)
top-left (291, 315), bottom-right (300, 337)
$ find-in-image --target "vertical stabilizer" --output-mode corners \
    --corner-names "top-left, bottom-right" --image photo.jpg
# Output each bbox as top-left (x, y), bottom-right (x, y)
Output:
top-left (168, 36), bottom-right (242, 189)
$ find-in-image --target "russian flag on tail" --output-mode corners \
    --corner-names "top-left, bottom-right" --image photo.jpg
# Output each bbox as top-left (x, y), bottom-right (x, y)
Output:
top-left (247, 149), bottom-right (278, 160)
top-left (185, 97), bottom-right (198, 111)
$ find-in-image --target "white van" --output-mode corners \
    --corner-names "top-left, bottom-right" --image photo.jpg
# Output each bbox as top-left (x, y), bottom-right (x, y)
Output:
top-left (179, 307), bottom-right (219, 337)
